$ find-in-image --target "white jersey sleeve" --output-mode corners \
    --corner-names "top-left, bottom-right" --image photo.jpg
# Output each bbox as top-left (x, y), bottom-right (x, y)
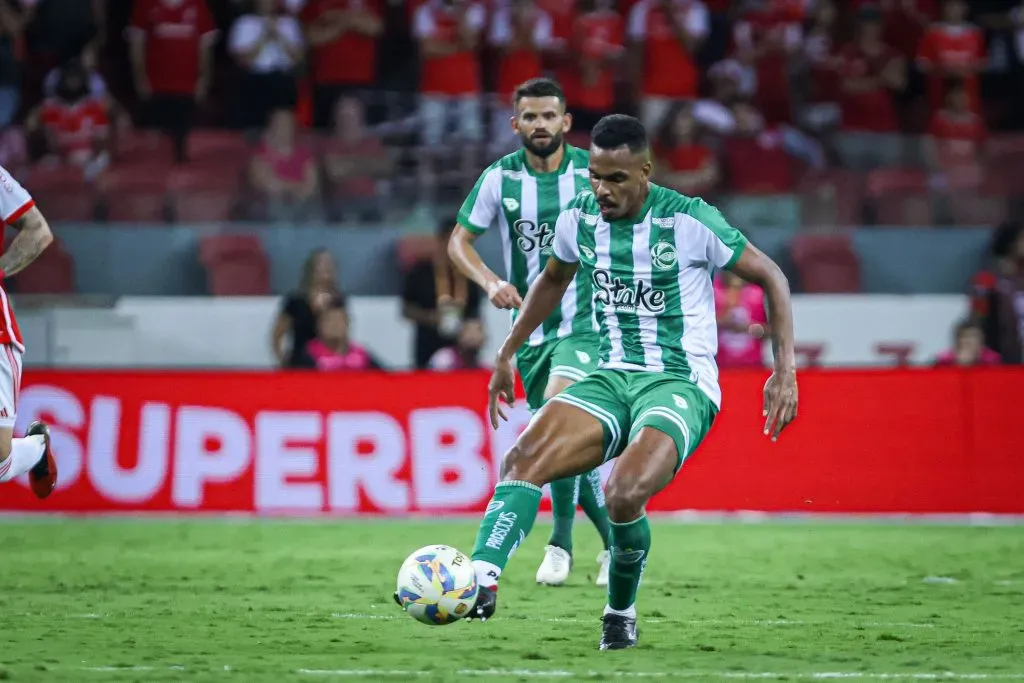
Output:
top-left (456, 166), bottom-right (502, 234)
top-left (0, 165), bottom-right (35, 225)
top-left (551, 206), bottom-right (580, 264)
top-left (678, 198), bottom-right (748, 270)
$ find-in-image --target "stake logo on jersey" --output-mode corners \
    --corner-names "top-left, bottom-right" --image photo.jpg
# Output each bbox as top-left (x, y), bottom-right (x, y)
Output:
top-left (457, 145), bottom-right (595, 347)
top-left (593, 269), bottom-right (666, 315)
top-left (512, 219), bottom-right (555, 255)
top-left (550, 184), bottom-right (750, 409)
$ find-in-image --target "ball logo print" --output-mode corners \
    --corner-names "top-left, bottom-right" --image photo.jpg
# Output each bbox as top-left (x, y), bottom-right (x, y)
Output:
top-left (651, 242), bottom-right (678, 271)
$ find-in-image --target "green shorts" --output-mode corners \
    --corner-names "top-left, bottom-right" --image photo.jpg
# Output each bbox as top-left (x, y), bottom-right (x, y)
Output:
top-left (551, 369), bottom-right (718, 471)
top-left (516, 332), bottom-right (601, 411)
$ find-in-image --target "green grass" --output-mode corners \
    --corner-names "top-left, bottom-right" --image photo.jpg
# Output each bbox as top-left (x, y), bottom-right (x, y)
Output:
top-left (1, 519), bottom-right (1022, 682)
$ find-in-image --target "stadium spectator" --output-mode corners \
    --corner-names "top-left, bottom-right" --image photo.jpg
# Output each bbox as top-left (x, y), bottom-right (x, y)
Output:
top-left (839, 7), bottom-right (906, 135)
top-left (974, 221), bottom-right (1024, 364)
top-left (25, 58), bottom-right (110, 175)
top-left (732, 0), bottom-right (805, 125)
top-left (229, 0), bottom-right (304, 131)
top-left (127, 0), bottom-right (218, 163)
top-left (488, 0), bottom-right (553, 153)
top-left (569, 0), bottom-right (624, 133)
top-left (322, 96), bottom-right (389, 222)
top-left (248, 108), bottom-right (319, 221)
top-left (22, 0), bottom-right (107, 105)
top-left (916, 0), bottom-right (985, 113)
top-left (800, 0), bottom-right (842, 131)
top-left (933, 319), bottom-right (1001, 366)
top-left (714, 269), bottom-right (767, 369)
top-left (0, 1), bottom-right (24, 127)
top-left (401, 219), bottom-right (482, 369)
top-left (653, 102), bottom-right (719, 195)
top-left (413, 0), bottom-right (486, 199)
top-left (628, 0), bottom-right (710, 132)
top-left (428, 318), bottom-right (487, 370)
top-left (296, 303), bottom-right (384, 371)
top-left (923, 78), bottom-right (986, 185)
top-left (271, 247), bottom-right (347, 369)
top-left (301, 0), bottom-right (384, 130)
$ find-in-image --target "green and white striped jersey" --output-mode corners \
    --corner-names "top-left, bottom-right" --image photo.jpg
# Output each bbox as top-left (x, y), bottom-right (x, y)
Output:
top-left (551, 184), bottom-right (749, 408)
top-left (457, 145), bottom-right (595, 347)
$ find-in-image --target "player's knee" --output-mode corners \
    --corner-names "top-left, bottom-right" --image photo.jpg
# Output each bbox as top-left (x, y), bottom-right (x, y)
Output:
top-left (604, 477), bottom-right (646, 523)
top-left (499, 440), bottom-right (552, 487)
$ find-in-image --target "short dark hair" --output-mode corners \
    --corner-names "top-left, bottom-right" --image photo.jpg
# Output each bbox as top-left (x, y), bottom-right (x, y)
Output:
top-left (513, 78), bottom-right (565, 108)
top-left (591, 114), bottom-right (649, 154)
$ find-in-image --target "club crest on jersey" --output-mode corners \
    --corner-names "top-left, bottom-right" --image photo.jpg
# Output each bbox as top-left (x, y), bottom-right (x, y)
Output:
top-left (579, 244), bottom-right (596, 261)
top-left (512, 219), bottom-right (554, 253)
top-left (592, 270), bottom-right (666, 314)
top-left (651, 242), bottom-right (678, 271)
top-left (503, 197), bottom-right (520, 212)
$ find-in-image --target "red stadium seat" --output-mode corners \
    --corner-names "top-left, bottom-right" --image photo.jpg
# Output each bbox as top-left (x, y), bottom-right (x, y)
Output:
top-left (790, 233), bottom-right (862, 293)
top-left (97, 167), bottom-right (171, 223)
top-left (167, 168), bottom-right (241, 223)
top-left (9, 238), bottom-right (75, 294)
top-left (199, 234), bottom-right (270, 296)
top-left (865, 168), bottom-right (933, 226)
top-left (186, 130), bottom-right (251, 161)
top-left (723, 137), bottom-right (798, 194)
top-left (799, 169), bottom-right (864, 227)
top-left (397, 234), bottom-right (439, 273)
top-left (948, 193), bottom-right (1008, 226)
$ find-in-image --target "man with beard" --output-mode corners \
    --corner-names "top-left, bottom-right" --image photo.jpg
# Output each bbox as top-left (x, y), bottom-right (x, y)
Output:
top-left (446, 77), bottom-right (612, 589)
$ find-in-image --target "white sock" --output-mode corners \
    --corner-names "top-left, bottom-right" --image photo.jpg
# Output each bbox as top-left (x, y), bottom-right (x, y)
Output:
top-left (473, 560), bottom-right (502, 589)
top-left (0, 435), bottom-right (45, 482)
top-left (604, 603), bottom-right (637, 619)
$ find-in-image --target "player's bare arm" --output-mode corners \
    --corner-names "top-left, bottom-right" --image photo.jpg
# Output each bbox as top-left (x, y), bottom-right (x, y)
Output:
top-left (728, 243), bottom-right (798, 442)
top-left (448, 224), bottom-right (522, 310)
top-left (487, 258), bottom-right (577, 428)
top-left (0, 205), bottom-right (53, 278)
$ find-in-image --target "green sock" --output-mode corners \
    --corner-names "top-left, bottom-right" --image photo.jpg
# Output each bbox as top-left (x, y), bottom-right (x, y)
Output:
top-left (578, 469), bottom-right (611, 550)
top-left (547, 475), bottom-right (580, 553)
top-left (608, 514), bottom-right (651, 611)
top-left (471, 481), bottom-right (543, 583)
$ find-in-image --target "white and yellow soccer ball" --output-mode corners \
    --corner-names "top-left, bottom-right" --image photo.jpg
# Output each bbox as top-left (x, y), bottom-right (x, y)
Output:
top-left (395, 545), bottom-right (478, 625)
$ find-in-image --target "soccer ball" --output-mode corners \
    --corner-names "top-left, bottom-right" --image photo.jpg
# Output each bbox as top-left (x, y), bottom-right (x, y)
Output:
top-left (395, 545), bottom-right (478, 625)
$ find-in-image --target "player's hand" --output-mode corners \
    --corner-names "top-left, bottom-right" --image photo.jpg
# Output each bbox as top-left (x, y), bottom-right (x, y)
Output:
top-left (487, 280), bottom-right (522, 310)
top-left (762, 369), bottom-right (798, 442)
top-left (487, 356), bottom-right (516, 429)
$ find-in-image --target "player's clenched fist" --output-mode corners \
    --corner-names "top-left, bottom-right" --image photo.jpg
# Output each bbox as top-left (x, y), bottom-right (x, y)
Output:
top-left (487, 279), bottom-right (522, 310)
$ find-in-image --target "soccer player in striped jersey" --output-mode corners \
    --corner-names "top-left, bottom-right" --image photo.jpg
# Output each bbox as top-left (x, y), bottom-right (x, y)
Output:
top-left (463, 115), bottom-right (799, 650)
top-left (0, 164), bottom-right (58, 498)
top-left (447, 78), bottom-right (612, 587)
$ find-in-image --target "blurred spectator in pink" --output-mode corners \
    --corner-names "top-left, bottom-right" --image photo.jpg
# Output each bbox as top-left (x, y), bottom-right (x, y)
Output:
top-left (301, 0), bottom-right (383, 130)
top-left (923, 78), bottom-right (986, 185)
top-left (128, 0), bottom-right (217, 163)
top-left (916, 0), bottom-right (984, 113)
top-left (249, 108), bottom-right (319, 221)
top-left (973, 222), bottom-right (1024, 364)
top-left (654, 102), bottom-right (719, 195)
top-left (299, 304), bottom-right (384, 371)
top-left (428, 319), bottom-right (488, 371)
top-left (933, 319), bottom-right (1001, 367)
top-left (628, 0), bottom-right (709, 132)
top-left (714, 270), bottom-right (767, 369)
top-left (570, 0), bottom-right (624, 133)
top-left (323, 96), bottom-right (389, 221)
top-left (26, 59), bottom-right (110, 176)
top-left (229, 0), bottom-right (304, 131)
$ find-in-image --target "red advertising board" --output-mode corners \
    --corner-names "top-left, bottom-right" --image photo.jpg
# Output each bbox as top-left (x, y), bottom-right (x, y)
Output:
top-left (0, 367), bottom-right (1020, 515)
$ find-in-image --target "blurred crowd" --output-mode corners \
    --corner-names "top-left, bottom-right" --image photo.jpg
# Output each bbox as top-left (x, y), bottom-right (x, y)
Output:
top-left (4, 0), bottom-right (1024, 226)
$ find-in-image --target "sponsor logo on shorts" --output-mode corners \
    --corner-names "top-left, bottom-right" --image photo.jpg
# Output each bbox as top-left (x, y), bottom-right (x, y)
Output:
top-left (575, 350), bottom-right (591, 364)
top-left (673, 394), bottom-right (688, 411)
top-left (651, 242), bottom-right (678, 271)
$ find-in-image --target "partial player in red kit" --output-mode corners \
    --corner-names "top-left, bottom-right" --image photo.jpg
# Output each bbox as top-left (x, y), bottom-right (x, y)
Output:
top-left (0, 164), bottom-right (58, 499)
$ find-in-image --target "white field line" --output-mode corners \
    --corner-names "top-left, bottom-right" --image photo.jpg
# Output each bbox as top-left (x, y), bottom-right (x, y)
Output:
top-left (296, 669), bottom-right (1024, 680)
top-left (329, 612), bottom-right (936, 628)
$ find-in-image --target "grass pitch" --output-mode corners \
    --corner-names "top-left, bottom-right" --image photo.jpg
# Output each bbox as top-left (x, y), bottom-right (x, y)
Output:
top-left (1, 518), bottom-right (1022, 682)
